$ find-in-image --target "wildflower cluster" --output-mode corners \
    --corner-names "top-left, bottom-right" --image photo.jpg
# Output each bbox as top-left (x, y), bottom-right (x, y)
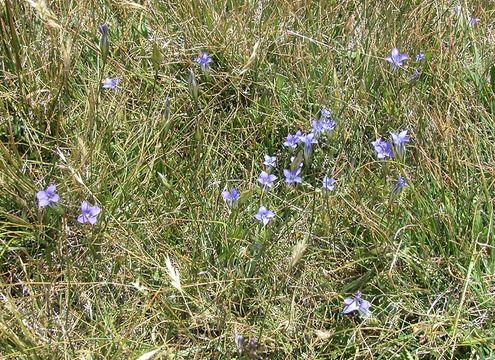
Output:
top-left (223, 107), bottom-right (337, 226)
top-left (384, 47), bottom-right (428, 81)
top-left (36, 184), bottom-right (101, 225)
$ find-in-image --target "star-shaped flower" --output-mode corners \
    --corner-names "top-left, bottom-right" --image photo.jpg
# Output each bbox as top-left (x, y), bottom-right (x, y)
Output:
top-left (385, 48), bottom-right (409, 69)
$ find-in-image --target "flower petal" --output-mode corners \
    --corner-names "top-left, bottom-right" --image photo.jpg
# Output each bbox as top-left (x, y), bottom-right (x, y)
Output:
top-left (36, 191), bottom-right (48, 201)
top-left (38, 198), bottom-right (50, 208)
top-left (343, 301), bottom-right (359, 314)
top-left (89, 206), bottom-right (101, 216)
top-left (88, 216), bottom-right (98, 225)
top-left (80, 201), bottom-right (90, 212)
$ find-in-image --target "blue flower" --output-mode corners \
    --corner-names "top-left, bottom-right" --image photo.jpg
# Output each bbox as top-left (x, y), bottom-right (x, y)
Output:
top-left (322, 176), bottom-right (335, 191)
top-left (312, 120), bottom-right (325, 135)
top-left (371, 138), bottom-right (394, 159)
top-left (385, 48), bottom-right (409, 69)
top-left (222, 188), bottom-right (240, 206)
top-left (390, 130), bottom-right (410, 155)
top-left (99, 24), bottom-right (109, 53)
top-left (36, 184), bottom-right (60, 208)
top-left (263, 155), bottom-right (277, 168)
top-left (195, 52), bottom-right (212, 71)
top-left (255, 206), bottom-right (275, 226)
top-left (416, 52), bottom-right (425, 61)
top-left (320, 107), bottom-right (332, 119)
top-left (317, 108), bottom-right (336, 133)
top-left (342, 291), bottom-right (371, 316)
top-left (283, 168), bottom-right (302, 185)
top-left (258, 171), bottom-right (277, 188)
top-left (299, 133), bottom-right (317, 159)
top-left (77, 201), bottom-right (101, 225)
top-left (393, 176), bottom-right (408, 194)
top-left (102, 77), bottom-right (119, 90)
top-left (283, 130), bottom-right (302, 149)
top-left (469, 17), bottom-right (480, 27)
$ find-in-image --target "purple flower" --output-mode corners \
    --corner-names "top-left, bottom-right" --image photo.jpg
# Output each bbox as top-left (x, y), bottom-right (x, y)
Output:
top-left (36, 184), bottom-right (60, 208)
top-left (258, 171), bottom-right (277, 188)
top-left (263, 155), bottom-right (277, 168)
top-left (77, 201), bottom-right (101, 225)
top-left (469, 17), bottom-right (480, 26)
top-left (255, 206), bottom-right (275, 225)
top-left (99, 23), bottom-right (108, 36)
top-left (371, 138), bottom-right (394, 159)
top-left (322, 176), bottom-right (335, 191)
top-left (318, 108), bottom-right (336, 133)
top-left (99, 23), bottom-right (109, 45)
top-left (102, 77), bottom-right (119, 90)
top-left (393, 176), bottom-right (408, 195)
top-left (195, 52), bottom-right (212, 71)
top-left (222, 188), bottom-right (240, 206)
top-left (283, 130), bottom-right (302, 149)
top-left (385, 48), bottom-right (409, 69)
top-left (320, 107), bottom-right (331, 119)
top-left (312, 120), bottom-right (325, 135)
top-left (322, 118), bottom-right (336, 132)
top-left (342, 291), bottom-right (371, 316)
top-left (390, 130), bottom-right (410, 155)
top-left (283, 168), bottom-right (302, 185)
top-left (453, 5), bottom-right (461, 16)
top-left (299, 133), bottom-right (317, 158)
top-left (416, 52), bottom-right (425, 61)
top-left (235, 334), bottom-right (260, 356)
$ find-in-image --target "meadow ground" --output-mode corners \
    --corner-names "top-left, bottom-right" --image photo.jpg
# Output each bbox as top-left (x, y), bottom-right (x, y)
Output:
top-left (1, 0), bottom-right (495, 359)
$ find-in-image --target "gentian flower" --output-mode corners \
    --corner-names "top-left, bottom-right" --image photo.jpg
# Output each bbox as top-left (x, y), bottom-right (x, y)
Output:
top-left (99, 23), bottom-right (109, 38)
top-left (322, 176), bottom-right (336, 191)
top-left (258, 171), bottom-right (277, 188)
top-left (195, 52), bottom-right (212, 71)
top-left (283, 130), bottom-right (302, 149)
top-left (102, 77), bottom-right (119, 90)
top-left (283, 168), bottom-right (302, 185)
top-left (342, 291), bottom-right (371, 316)
top-left (322, 118), bottom-right (336, 132)
top-left (312, 120), bottom-right (325, 135)
top-left (36, 184), bottom-right (60, 208)
top-left (385, 48), bottom-right (409, 69)
top-left (263, 155), bottom-right (277, 168)
top-left (320, 107), bottom-right (331, 119)
top-left (77, 201), bottom-right (101, 225)
top-left (416, 52), bottom-right (425, 61)
top-left (390, 130), bottom-right (410, 155)
top-left (393, 176), bottom-right (408, 194)
top-left (99, 24), bottom-right (109, 61)
top-left (235, 334), bottom-right (260, 357)
top-left (318, 108), bottom-right (336, 133)
top-left (255, 206), bottom-right (275, 225)
top-left (222, 188), bottom-right (240, 206)
top-left (299, 133), bottom-right (317, 159)
top-left (371, 138), bottom-right (394, 159)
top-left (469, 17), bottom-right (480, 26)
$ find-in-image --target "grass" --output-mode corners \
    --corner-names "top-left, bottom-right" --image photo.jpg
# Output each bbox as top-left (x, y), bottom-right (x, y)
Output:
top-left (1, 0), bottom-right (495, 359)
